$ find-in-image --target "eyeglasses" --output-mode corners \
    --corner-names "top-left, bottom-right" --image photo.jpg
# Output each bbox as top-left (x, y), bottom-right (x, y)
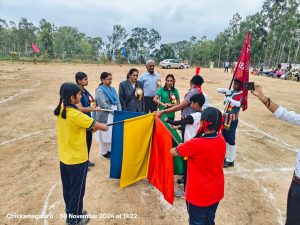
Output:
top-left (166, 80), bottom-right (174, 82)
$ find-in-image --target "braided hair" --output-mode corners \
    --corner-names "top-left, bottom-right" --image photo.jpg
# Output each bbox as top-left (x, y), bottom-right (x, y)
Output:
top-left (53, 82), bottom-right (80, 119)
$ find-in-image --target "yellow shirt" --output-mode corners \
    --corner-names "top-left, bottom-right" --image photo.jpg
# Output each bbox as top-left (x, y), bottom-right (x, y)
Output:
top-left (56, 106), bottom-right (95, 165)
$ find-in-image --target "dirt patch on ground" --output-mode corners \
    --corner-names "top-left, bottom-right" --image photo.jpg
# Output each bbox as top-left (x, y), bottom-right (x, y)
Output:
top-left (0, 62), bottom-right (299, 225)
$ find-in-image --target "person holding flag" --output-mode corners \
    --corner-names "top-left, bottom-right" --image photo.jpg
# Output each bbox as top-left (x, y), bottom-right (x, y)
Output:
top-left (217, 32), bottom-right (250, 168)
top-left (217, 79), bottom-right (243, 168)
top-left (155, 68), bottom-right (209, 197)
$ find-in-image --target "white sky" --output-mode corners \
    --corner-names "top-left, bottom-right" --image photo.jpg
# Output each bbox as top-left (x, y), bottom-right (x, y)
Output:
top-left (0, 0), bottom-right (264, 43)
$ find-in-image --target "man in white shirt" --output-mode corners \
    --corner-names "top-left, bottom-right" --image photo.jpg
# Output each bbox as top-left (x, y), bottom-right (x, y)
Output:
top-left (252, 84), bottom-right (300, 225)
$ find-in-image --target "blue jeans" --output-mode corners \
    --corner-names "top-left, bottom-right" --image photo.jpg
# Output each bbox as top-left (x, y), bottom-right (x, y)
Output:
top-left (222, 119), bottom-right (238, 145)
top-left (186, 201), bottom-right (219, 225)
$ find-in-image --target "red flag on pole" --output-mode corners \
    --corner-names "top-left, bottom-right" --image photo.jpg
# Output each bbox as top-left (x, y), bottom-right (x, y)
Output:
top-left (233, 32), bottom-right (251, 111)
top-left (31, 43), bottom-right (40, 53)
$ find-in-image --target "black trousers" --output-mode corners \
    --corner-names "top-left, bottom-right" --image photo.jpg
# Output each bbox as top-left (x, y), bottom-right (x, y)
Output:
top-left (86, 130), bottom-right (92, 156)
top-left (60, 161), bottom-right (88, 224)
top-left (186, 201), bottom-right (219, 225)
top-left (144, 96), bottom-right (158, 113)
top-left (286, 180), bottom-right (300, 225)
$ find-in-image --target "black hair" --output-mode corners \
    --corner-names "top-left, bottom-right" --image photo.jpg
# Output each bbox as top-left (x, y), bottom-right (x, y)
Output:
top-left (196, 107), bottom-right (222, 137)
top-left (233, 78), bottom-right (242, 88)
top-left (126, 68), bottom-right (139, 79)
top-left (53, 82), bottom-right (80, 119)
top-left (75, 72), bottom-right (88, 84)
top-left (190, 93), bottom-right (205, 107)
top-left (190, 75), bottom-right (204, 86)
top-left (163, 74), bottom-right (176, 92)
top-left (99, 72), bottom-right (112, 86)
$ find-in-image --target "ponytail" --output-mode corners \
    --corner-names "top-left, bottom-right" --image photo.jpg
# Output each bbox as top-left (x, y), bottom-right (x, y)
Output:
top-left (54, 98), bottom-right (62, 116)
top-left (61, 103), bottom-right (67, 119)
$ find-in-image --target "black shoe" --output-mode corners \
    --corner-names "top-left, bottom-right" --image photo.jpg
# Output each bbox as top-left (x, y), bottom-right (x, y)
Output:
top-left (88, 161), bottom-right (95, 167)
top-left (100, 153), bottom-right (110, 159)
top-left (107, 151), bottom-right (111, 156)
top-left (177, 177), bottom-right (184, 184)
top-left (223, 161), bottom-right (234, 168)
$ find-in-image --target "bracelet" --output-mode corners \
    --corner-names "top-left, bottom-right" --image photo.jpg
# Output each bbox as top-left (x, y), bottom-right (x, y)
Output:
top-left (263, 97), bottom-right (271, 107)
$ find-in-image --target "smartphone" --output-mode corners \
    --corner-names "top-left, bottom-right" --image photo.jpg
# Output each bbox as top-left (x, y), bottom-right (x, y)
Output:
top-left (244, 82), bottom-right (255, 91)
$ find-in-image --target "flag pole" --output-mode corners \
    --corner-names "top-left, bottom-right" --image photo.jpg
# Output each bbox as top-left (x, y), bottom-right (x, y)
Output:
top-left (107, 118), bottom-right (181, 145)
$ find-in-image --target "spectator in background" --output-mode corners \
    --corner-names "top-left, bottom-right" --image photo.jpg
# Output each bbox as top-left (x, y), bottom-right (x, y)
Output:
top-left (224, 61), bottom-right (230, 73)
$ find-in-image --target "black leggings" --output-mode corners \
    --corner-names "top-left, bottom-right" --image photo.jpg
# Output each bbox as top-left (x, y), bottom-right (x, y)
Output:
top-left (86, 130), bottom-right (92, 156)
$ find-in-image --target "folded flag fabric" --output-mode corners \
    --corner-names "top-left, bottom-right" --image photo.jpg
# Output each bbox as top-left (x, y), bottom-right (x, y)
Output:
top-left (110, 111), bottom-right (144, 179)
top-left (147, 116), bottom-right (174, 204)
top-left (110, 113), bottom-right (175, 204)
top-left (160, 114), bottom-right (183, 175)
top-left (120, 114), bottom-right (154, 188)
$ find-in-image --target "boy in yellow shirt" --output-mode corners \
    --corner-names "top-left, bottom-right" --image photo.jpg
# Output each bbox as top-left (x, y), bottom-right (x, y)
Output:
top-left (54, 82), bottom-right (108, 225)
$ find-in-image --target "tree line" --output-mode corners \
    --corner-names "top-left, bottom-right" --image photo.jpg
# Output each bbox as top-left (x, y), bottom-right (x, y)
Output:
top-left (0, 0), bottom-right (299, 67)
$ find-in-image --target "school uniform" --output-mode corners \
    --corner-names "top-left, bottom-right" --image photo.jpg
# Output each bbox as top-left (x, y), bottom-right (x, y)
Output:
top-left (80, 88), bottom-right (94, 156)
top-left (176, 133), bottom-right (226, 225)
top-left (222, 90), bottom-right (243, 164)
top-left (56, 105), bottom-right (95, 224)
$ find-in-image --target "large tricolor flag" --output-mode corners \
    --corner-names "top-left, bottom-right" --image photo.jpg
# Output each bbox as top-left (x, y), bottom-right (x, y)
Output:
top-left (110, 112), bottom-right (175, 204)
top-left (232, 32), bottom-right (251, 111)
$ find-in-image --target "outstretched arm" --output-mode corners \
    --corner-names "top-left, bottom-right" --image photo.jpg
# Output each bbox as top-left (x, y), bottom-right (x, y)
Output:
top-left (251, 85), bottom-right (279, 113)
top-left (155, 100), bottom-right (189, 117)
top-left (251, 85), bottom-right (300, 126)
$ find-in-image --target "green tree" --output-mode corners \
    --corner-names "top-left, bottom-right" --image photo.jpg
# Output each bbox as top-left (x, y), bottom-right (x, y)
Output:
top-left (38, 19), bottom-right (54, 56)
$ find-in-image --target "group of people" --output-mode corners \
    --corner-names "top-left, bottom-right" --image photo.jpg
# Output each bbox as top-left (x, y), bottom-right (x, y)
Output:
top-left (54, 59), bottom-right (300, 225)
top-left (252, 63), bottom-right (300, 81)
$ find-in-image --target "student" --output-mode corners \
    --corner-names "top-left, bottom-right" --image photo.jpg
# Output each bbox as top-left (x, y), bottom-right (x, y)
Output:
top-left (75, 72), bottom-right (100, 169)
top-left (54, 82), bottom-right (108, 225)
top-left (153, 74), bottom-right (180, 120)
top-left (165, 93), bottom-right (205, 141)
top-left (170, 107), bottom-right (226, 225)
top-left (217, 78), bottom-right (243, 168)
top-left (156, 74), bottom-right (209, 197)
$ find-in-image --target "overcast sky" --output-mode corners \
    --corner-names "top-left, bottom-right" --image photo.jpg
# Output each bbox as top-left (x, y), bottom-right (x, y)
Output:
top-left (0, 0), bottom-right (264, 43)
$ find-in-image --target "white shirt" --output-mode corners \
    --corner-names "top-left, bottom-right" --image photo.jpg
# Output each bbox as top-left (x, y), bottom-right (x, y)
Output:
top-left (274, 106), bottom-right (300, 178)
top-left (184, 112), bottom-right (201, 142)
